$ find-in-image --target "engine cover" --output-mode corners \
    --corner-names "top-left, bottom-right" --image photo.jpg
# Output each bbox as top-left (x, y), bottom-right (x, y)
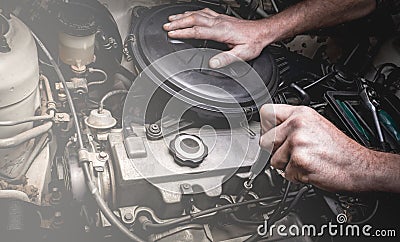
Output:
top-left (109, 124), bottom-right (261, 208)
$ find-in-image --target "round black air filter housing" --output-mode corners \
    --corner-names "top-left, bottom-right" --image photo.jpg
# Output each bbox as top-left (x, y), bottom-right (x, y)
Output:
top-left (128, 3), bottom-right (279, 121)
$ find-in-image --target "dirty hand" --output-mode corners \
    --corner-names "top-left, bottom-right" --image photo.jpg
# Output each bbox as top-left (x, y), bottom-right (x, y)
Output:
top-left (259, 104), bottom-right (379, 192)
top-left (163, 8), bottom-right (275, 68)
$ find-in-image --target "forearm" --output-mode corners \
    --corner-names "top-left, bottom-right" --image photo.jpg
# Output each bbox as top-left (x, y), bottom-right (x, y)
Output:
top-left (259, 0), bottom-right (376, 44)
top-left (363, 150), bottom-right (400, 193)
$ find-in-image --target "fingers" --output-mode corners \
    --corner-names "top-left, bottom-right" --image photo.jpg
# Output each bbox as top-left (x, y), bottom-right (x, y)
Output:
top-left (284, 160), bottom-right (310, 184)
top-left (168, 11), bottom-right (209, 22)
top-left (260, 104), bottom-right (306, 133)
top-left (269, 139), bottom-right (291, 169)
top-left (164, 9), bottom-right (218, 31)
top-left (259, 104), bottom-right (276, 134)
top-left (163, 9), bottom-right (222, 43)
top-left (272, 146), bottom-right (310, 184)
top-left (167, 26), bottom-right (214, 40)
top-left (199, 8), bottom-right (219, 17)
top-left (208, 45), bottom-right (248, 68)
top-left (259, 128), bottom-right (276, 153)
top-left (259, 105), bottom-right (314, 184)
top-left (260, 124), bottom-right (289, 154)
top-left (259, 104), bottom-right (296, 135)
top-left (164, 14), bottom-right (214, 31)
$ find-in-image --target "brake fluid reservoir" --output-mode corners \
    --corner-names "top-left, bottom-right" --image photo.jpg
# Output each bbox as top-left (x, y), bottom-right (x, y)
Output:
top-left (58, 3), bottom-right (97, 68)
top-left (0, 14), bottom-right (40, 179)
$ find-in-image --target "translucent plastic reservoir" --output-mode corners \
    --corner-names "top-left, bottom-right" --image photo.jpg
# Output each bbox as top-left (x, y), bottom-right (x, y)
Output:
top-left (59, 32), bottom-right (95, 67)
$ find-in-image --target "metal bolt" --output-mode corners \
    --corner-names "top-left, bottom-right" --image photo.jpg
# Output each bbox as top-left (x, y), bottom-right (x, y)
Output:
top-left (367, 88), bottom-right (377, 98)
top-left (182, 183), bottom-right (191, 189)
top-left (244, 180), bottom-right (253, 190)
top-left (98, 151), bottom-right (108, 160)
top-left (149, 124), bottom-right (160, 133)
top-left (58, 93), bottom-right (67, 101)
top-left (50, 187), bottom-right (62, 204)
top-left (57, 113), bottom-right (64, 119)
top-left (124, 212), bottom-right (133, 221)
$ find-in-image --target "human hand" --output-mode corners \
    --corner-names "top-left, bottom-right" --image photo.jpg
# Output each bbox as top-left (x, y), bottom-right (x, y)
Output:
top-left (163, 8), bottom-right (275, 68)
top-left (259, 104), bottom-right (376, 192)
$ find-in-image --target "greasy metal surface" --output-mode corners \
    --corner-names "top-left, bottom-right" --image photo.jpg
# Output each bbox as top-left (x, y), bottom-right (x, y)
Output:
top-left (110, 122), bottom-right (260, 204)
top-left (25, 143), bottom-right (53, 205)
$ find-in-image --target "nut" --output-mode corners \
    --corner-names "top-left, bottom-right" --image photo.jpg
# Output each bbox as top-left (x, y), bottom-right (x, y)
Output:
top-left (149, 124), bottom-right (160, 134)
top-left (98, 151), bottom-right (108, 160)
top-left (124, 212), bottom-right (133, 221)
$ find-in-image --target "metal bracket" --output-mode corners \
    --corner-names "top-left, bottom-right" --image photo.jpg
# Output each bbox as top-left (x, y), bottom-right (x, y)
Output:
top-left (123, 34), bottom-right (135, 62)
top-left (92, 152), bottom-right (109, 172)
top-left (118, 207), bottom-right (137, 225)
top-left (66, 77), bottom-right (88, 95)
top-left (79, 149), bottom-right (109, 172)
top-left (180, 183), bottom-right (195, 215)
top-left (53, 113), bottom-right (70, 123)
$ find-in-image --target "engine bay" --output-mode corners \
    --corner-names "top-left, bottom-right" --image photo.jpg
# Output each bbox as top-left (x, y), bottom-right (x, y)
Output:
top-left (0, 0), bottom-right (399, 241)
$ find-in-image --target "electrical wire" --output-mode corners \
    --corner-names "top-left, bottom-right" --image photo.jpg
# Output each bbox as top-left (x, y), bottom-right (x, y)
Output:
top-left (276, 185), bottom-right (310, 219)
top-left (269, 181), bottom-right (291, 222)
top-left (229, 189), bottom-right (316, 226)
top-left (350, 200), bottom-right (379, 225)
top-left (99, 90), bottom-right (129, 113)
top-left (303, 72), bottom-right (335, 90)
top-left (142, 188), bottom-right (314, 231)
top-left (31, 31), bottom-right (145, 242)
top-left (244, 185), bottom-right (311, 242)
top-left (142, 195), bottom-right (288, 230)
top-left (229, 199), bottom-right (283, 225)
top-left (373, 63), bottom-right (398, 83)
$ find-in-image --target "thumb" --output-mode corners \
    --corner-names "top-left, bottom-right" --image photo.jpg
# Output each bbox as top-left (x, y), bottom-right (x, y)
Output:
top-left (209, 46), bottom-right (244, 69)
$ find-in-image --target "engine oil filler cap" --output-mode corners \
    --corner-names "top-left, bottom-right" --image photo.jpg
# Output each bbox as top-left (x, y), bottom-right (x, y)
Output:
top-left (169, 134), bottom-right (208, 168)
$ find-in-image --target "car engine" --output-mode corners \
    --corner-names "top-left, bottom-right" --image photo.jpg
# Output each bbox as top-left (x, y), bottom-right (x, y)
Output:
top-left (0, 0), bottom-right (399, 241)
